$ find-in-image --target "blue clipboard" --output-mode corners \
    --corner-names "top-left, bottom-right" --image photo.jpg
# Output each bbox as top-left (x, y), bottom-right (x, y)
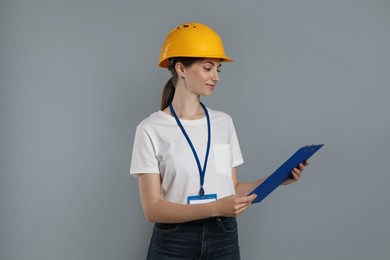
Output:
top-left (249, 144), bottom-right (324, 204)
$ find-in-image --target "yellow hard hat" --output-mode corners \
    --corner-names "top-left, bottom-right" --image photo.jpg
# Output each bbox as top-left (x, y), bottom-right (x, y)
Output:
top-left (158, 22), bottom-right (233, 68)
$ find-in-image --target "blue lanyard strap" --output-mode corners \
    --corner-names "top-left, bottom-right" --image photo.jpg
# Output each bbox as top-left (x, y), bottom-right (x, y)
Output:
top-left (169, 102), bottom-right (211, 198)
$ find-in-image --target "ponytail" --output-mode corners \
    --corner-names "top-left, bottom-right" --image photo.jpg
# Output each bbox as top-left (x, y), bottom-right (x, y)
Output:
top-left (160, 77), bottom-right (175, 111)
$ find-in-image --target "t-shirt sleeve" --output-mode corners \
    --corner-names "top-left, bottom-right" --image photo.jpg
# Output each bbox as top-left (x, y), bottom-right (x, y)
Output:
top-left (129, 125), bottom-right (160, 176)
top-left (230, 118), bottom-right (244, 167)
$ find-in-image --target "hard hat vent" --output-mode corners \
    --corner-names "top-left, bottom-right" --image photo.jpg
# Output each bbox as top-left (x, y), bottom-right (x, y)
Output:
top-left (176, 24), bottom-right (197, 30)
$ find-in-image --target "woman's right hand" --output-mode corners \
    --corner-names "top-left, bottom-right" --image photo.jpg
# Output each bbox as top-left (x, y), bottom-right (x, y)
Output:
top-left (213, 193), bottom-right (257, 217)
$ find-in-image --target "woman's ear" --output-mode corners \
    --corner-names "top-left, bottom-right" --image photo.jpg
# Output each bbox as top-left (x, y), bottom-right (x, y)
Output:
top-left (175, 62), bottom-right (186, 78)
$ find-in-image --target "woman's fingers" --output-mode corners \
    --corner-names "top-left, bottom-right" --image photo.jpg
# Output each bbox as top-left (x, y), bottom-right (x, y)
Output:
top-left (242, 194), bottom-right (257, 202)
top-left (233, 195), bottom-right (254, 208)
top-left (231, 194), bottom-right (256, 215)
top-left (292, 167), bottom-right (301, 177)
top-left (292, 162), bottom-right (306, 179)
top-left (235, 204), bottom-right (251, 215)
top-left (283, 161), bottom-right (309, 185)
top-left (299, 162), bottom-right (306, 171)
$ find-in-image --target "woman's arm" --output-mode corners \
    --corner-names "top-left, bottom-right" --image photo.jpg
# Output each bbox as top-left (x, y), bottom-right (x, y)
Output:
top-left (232, 168), bottom-right (266, 195)
top-left (232, 161), bottom-right (308, 195)
top-left (137, 173), bottom-right (257, 223)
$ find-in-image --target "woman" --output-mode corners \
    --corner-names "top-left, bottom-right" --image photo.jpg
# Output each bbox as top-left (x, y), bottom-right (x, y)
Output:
top-left (130, 22), bottom-right (307, 259)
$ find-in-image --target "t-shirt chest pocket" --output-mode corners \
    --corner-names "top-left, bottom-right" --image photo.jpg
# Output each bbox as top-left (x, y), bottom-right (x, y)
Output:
top-left (213, 144), bottom-right (233, 175)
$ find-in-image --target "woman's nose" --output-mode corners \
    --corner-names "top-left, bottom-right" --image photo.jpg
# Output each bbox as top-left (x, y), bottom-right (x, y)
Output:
top-left (212, 69), bottom-right (220, 82)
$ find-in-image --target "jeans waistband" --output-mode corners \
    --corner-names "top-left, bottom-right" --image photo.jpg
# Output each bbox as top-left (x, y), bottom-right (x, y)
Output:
top-left (185, 216), bottom-right (234, 225)
top-left (156, 217), bottom-right (234, 226)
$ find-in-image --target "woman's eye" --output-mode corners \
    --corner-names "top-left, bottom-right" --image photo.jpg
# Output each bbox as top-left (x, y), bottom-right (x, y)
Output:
top-left (203, 67), bottom-right (221, 72)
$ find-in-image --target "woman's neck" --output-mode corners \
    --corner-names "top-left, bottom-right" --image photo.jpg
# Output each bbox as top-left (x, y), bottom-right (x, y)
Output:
top-left (169, 89), bottom-right (204, 120)
top-left (170, 99), bottom-right (204, 120)
top-left (161, 78), bottom-right (206, 120)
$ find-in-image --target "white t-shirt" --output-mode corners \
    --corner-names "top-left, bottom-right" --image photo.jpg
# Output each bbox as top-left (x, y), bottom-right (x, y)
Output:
top-left (130, 108), bottom-right (244, 204)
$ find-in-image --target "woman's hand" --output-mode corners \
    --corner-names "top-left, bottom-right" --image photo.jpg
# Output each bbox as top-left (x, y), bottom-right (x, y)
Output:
top-left (282, 160), bottom-right (309, 185)
top-left (213, 193), bottom-right (257, 217)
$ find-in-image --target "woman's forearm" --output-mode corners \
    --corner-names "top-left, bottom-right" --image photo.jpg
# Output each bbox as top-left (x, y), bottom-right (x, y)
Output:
top-left (143, 199), bottom-right (218, 223)
top-left (235, 177), bottom-right (266, 195)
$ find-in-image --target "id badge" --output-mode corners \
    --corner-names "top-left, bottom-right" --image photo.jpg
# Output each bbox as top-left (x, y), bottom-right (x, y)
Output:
top-left (187, 194), bottom-right (217, 204)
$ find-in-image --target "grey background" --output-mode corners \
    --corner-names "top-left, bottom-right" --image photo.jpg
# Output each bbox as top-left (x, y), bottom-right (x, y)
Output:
top-left (1, 0), bottom-right (389, 259)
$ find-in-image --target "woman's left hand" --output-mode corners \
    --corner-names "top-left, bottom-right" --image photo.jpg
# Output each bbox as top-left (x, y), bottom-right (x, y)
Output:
top-left (282, 160), bottom-right (309, 185)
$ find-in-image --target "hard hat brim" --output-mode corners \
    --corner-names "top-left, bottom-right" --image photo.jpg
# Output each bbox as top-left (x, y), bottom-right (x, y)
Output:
top-left (158, 56), bottom-right (233, 68)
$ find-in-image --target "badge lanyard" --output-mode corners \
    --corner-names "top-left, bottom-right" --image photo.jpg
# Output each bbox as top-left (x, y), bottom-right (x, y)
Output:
top-left (169, 102), bottom-right (211, 198)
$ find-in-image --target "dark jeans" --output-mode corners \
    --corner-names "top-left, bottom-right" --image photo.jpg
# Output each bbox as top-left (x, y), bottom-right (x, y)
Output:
top-left (147, 217), bottom-right (240, 260)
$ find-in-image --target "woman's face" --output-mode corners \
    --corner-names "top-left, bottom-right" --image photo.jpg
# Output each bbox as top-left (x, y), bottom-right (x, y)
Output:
top-left (181, 58), bottom-right (221, 97)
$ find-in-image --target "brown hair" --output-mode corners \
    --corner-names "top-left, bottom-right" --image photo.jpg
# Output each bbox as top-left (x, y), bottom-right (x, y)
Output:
top-left (160, 57), bottom-right (202, 110)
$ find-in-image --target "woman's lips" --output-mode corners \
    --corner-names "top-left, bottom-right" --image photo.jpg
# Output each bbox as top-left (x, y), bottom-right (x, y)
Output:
top-left (206, 84), bottom-right (215, 90)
